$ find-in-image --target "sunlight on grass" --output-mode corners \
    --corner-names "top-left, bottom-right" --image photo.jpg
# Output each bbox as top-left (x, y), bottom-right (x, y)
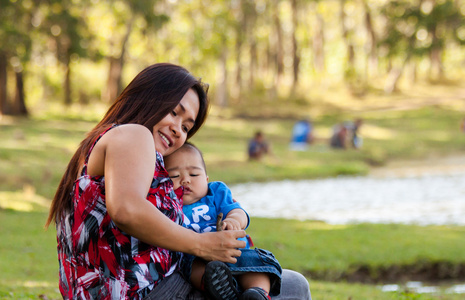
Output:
top-left (428, 131), bottom-right (453, 141)
top-left (205, 118), bottom-right (249, 131)
top-left (0, 186), bottom-right (50, 212)
top-left (295, 222), bottom-right (349, 231)
top-left (205, 151), bottom-right (247, 163)
top-left (21, 281), bottom-right (55, 288)
top-left (0, 280), bottom-right (61, 300)
top-left (361, 124), bottom-right (397, 140)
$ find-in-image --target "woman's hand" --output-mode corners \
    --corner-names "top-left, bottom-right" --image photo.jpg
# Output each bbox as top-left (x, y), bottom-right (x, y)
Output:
top-left (195, 230), bottom-right (247, 264)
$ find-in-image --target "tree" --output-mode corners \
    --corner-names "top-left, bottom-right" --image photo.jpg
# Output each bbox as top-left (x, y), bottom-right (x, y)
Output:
top-left (340, 0), bottom-right (356, 80)
top-left (39, 0), bottom-right (94, 106)
top-left (362, 0), bottom-right (378, 79)
top-left (99, 0), bottom-right (168, 103)
top-left (0, 0), bottom-right (36, 116)
top-left (380, 0), bottom-right (465, 92)
top-left (290, 0), bottom-right (301, 90)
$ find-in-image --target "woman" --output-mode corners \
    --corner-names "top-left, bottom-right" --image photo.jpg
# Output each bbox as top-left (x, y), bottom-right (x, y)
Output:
top-left (46, 63), bottom-right (311, 299)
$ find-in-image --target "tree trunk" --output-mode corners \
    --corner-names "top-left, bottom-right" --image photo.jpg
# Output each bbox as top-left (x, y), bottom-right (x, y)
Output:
top-left (430, 47), bottom-right (443, 80)
top-left (104, 15), bottom-right (134, 103)
top-left (0, 52), bottom-right (8, 115)
top-left (64, 61), bottom-right (72, 106)
top-left (216, 46), bottom-right (228, 108)
top-left (249, 39), bottom-right (257, 88)
top-left (273, 0), bottom-right (284, 85)
top-left (13, 70), bottom-right (28, 116)
top-left (362, 0), bottom-right (378, 78)
top-left (234, 19), bottom-right (244, 99)
top-left (384, 54), bottom-right (411, 94)
top-left (313, 12), bottom-right (325, 73)
top-left (427, 21), bottom-right (444, 80)
top-left (290, 0), bottom-right (300, 89)
top-left (104, 57), bottom-right (123, 103)
top-left (247, 4), bottom-right (257, 89)
top-left (340, 0), bottom-right (355, 76)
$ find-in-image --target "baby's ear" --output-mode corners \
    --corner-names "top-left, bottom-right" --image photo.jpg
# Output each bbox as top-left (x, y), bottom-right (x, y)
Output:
top-left (206, 175), bottom-right (209, 182)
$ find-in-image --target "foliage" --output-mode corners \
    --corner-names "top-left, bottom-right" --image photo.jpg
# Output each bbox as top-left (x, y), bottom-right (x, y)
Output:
top-left (2, 0), bottom-right (465, 114)
top-left (379, 0), bottom-right (465, 59)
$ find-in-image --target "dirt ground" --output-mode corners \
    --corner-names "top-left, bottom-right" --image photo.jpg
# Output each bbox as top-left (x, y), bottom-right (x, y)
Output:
top-left (370, 154), bottom-right (465, 178)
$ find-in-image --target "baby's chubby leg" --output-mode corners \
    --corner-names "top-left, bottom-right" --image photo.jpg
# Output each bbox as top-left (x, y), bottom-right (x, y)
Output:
top-left (237, 272), bottom-right (271, 292)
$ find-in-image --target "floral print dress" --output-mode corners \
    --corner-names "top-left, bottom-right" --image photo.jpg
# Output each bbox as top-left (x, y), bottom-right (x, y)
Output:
top-left (56, 125), bottom-right (183, 299)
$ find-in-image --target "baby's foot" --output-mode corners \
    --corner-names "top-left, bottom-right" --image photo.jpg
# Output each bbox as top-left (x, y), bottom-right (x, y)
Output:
top-left (204, 261), bottom-right (240, 300)
top-left (239, 287), bottom-right (271, 300)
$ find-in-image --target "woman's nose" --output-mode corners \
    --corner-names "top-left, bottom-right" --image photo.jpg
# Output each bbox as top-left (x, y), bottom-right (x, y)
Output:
top-left (171, 121), bottom-right (182, 137)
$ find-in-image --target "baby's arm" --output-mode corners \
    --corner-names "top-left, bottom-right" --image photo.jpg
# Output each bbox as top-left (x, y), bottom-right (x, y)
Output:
top-left (222, 208), bottom-right (248, 231)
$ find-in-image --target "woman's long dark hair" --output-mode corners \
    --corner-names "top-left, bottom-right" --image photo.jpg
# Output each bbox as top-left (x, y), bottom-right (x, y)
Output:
top-left (46, 63), bottom-right (209, 227)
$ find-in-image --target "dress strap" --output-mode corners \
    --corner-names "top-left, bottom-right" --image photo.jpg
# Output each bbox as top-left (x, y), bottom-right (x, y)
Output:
top-left (80, 124), bottom-right (119, 176)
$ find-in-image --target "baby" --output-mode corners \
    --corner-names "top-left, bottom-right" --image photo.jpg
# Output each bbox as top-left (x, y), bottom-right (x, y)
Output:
top-left (164, 142), bottom-right (282, 300)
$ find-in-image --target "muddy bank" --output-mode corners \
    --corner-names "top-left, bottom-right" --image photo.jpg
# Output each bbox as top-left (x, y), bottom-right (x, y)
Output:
top-left (304, 261), bottom-right (465, 284)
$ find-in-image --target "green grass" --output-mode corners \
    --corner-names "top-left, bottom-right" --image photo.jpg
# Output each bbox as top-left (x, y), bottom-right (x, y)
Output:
top-left (1, 210), bottom-right (464, 299)
top-left (1, 105), bottom-right (465, 199)
top-left (1, 97), bottom-right (465, 299)
top-left (249, 219), bottom-right (465, 281)
top-left (0, 210), bottom-right (60, 299)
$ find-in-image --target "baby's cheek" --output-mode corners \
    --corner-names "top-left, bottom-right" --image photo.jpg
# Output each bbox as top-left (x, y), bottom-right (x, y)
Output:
top-left (172, 180), bottom-right (182, 190)
top-left (172, 180), bottom-right (181, 189)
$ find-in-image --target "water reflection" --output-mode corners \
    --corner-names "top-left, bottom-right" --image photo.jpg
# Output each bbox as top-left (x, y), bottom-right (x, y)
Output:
top-left (379, 281), bottom-right (465, 295)
top-left (230, 172), bottom-right (465, 225)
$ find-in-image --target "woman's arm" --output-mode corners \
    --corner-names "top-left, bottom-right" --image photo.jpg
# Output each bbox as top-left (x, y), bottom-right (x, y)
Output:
top-left (89, 124), bottom-right (246, 263)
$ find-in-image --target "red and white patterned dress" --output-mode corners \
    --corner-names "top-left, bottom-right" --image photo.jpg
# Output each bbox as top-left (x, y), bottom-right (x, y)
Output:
top-left (56, 125), bottom-right (184, 299)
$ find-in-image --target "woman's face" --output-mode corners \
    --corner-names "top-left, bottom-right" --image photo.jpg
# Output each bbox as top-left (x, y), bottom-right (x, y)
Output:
top-left (153, 88), bottom-right (200, 156)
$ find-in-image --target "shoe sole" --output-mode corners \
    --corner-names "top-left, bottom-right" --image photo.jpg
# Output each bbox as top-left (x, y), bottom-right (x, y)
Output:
top-left (204, 261), bottom-right (239, 300)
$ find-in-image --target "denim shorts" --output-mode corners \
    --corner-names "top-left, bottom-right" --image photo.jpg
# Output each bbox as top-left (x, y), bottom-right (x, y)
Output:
top-left (181, 248), bottom-right (282, 296)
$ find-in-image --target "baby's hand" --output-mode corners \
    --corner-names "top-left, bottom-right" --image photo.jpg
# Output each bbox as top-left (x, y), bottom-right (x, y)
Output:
top-left (222, 218), bottom-right (242, 231)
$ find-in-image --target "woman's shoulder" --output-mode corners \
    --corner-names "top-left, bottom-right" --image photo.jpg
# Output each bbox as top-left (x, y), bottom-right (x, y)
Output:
top-left (110, 123), bottom-right (151, 135)
top-left (87, 124), bottom-right (155, 176)
top-left (97, 124), bottom-right (155, 157)
top-left (103, 124), bottom-right (152, 143)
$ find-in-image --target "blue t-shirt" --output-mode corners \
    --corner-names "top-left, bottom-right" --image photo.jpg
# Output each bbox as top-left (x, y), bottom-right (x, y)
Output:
top-left (291, 120), bottom-right (311, 143)
top-left (182, 181), bottom-right (250, 246)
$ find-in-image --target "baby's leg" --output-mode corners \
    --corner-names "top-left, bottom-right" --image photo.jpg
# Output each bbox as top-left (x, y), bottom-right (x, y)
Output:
top-left (237, 272), bottom-right (271, 292)
top-left (237, 272), bottom-right (272, 299)
top-left (190, 258), bottom-right (207, 290)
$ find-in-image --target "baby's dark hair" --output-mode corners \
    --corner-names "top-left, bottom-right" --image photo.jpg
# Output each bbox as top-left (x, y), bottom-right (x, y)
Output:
top-left (181, 142), bottom-right (207, 172)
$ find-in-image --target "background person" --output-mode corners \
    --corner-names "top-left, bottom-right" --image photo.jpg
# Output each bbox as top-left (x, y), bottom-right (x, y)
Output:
top-left (289, 118), bottom-right (313, 151)
top-left (248, 131), bottom-right (270, 160)
top-left (350, 118), bottom-right (363, 149)
top-left (330, 122), bottom-right (348, 149)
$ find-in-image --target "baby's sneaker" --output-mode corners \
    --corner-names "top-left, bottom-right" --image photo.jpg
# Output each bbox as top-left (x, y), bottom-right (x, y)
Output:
top-left (204, 261), bottom-right (240, 300)
top-left (239, 287), bottom-right (271, 300)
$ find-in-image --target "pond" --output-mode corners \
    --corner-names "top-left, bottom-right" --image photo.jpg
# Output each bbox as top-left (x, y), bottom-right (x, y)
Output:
top-left (230, 165), bottom-right (465, 226)
top-left (229, 156), bottom-right (465, 295)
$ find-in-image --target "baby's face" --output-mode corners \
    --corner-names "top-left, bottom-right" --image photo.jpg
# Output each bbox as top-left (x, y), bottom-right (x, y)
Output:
top-left (165, 148), bottom-right (209, 205)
